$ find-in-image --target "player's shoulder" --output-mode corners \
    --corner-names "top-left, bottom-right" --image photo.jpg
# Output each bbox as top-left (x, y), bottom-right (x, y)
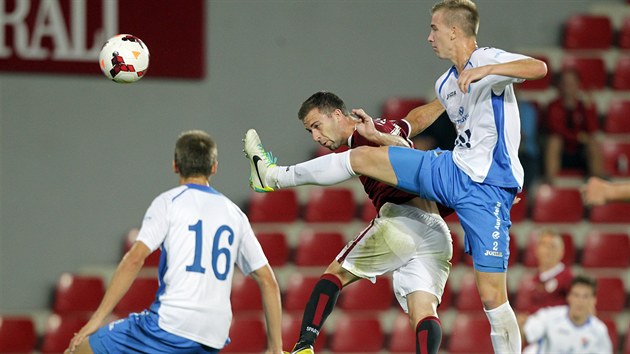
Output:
top-left (588, 315), bottom-right (610, 332)
top-left (537, 304), bottom-right (568, 318)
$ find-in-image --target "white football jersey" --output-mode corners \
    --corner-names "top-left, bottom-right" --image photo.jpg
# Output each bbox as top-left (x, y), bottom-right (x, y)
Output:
top-left (136, 184), bottom-right (268, 349)
top-left (435, 47), bottom-right (527, 189)
top-left (524, 305), bottom-right (613, 354)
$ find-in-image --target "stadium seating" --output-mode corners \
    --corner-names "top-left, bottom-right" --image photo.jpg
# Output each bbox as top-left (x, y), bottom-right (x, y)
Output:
top-left (338, 277), bottom-right (393, 312)
top-left (595, 277), bottom-right (626, 313)
top-left (620, 16), bottom-right (630, 49)
top-left (0, 316), bottom-right (36, 353)
top-left (601, 140), bottom-right (630, 177)
top-left (388, 311), bottom-right (416, 353)
top-left (52, 273), bottom-right (105, 314)
top-left (613, 55), bottom-right (630, 90)
top-left (294, 230), bottom-right (346, 267)
top-left (522, 231), bottom-right (576, 267)
top-left (604, 99), bottom-right (630, 134)
top-left (281, 313), bottom-right (327, 352)
top-left (41, 313), bottom-right (89, 353)
top-left (283, 274), bottom-right (321, 312)
top-left (531, 185), bottom-right (584, 223)
top-left (231, 275), bottom-right (262, 313)
top-left (256, 231), bottom-right (289, 266)
top-left (563, 14), bottom-right (613, 50)
top-left (450, 231), bottom-right (463, 266)
top-left (510, 191), bottom-right (528, 222)
top-left (519, 55), bottom-right (552, 90)
top-left (124, 227), bottom-right (161, 267)
top-left (222, 316), bottom-right (267, 353)
top-left (303, 188), bottom-right (356, 222)
top-left (447, 313), bottom-right (493, 354)
top-left (589, 202), bottom-right (630, 223)
top-left (561, 56), bottom-right (607, 90)
top-left (581, 231), bottom-right (630, 268)
top-left (381, 97), bottom-right (426, 120)
top-left (247, 190), bottom-right (299, 223)
top-left (454, 272), bottom-right (483, 312)
top-left (514, 274), bottom-right (537, 312)
top-left (440, 282), bottom-right (453, 311)
top-left (328, 315), bottom-right (384, 353)
top-left (114, 277), bottom-right (158, 316)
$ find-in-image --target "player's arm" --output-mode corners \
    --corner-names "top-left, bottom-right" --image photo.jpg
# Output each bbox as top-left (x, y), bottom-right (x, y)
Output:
top-left (458, 58), bottom-right (548, 94)
top-left (251, 264), bottom-right (283, 354)
top-left (352, 108), bottom-right (410, 147)
top-left (401, 98), bottom-right (445, 137)
top-left (581, 177), bottom-right (630, 206)
top-left (66, 241), bottom-right (151, 352)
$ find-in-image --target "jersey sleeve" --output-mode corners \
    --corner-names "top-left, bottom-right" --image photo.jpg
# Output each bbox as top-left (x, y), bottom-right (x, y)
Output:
top-left (476, 47), bottom-right (531, 88)
top-left (235, 217), bottom-right (269, 276)
top-left (351, 118), bottom-right (412, 148)
top-left (135, 195), bottom-right (169, 252)
top-left (595, 322), bottom-right (613, 353)
top-left (523, 307), bottom-right (550, 344)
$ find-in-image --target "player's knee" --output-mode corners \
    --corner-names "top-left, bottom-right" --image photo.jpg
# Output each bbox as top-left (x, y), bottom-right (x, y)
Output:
top-left (349, 146), bottom-right (387, 174)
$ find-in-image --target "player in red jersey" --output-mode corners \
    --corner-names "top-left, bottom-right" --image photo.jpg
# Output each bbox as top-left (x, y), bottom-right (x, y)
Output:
top-left (245, 91), bottom-right (452, 354)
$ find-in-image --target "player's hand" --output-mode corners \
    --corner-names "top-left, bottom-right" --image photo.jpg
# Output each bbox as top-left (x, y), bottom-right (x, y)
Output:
top-left (580, 177), bottom-right (609, 206)
top-left (65, 319), bottom-right (101, 353)
top-left (352, 108), bottom-right (378, 140)
top-left (457, 66), bottom-right (489, 93)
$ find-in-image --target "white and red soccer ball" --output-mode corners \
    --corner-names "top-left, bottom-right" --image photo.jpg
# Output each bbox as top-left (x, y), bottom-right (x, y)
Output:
top-left (99, 34), bottom-right (150, 83)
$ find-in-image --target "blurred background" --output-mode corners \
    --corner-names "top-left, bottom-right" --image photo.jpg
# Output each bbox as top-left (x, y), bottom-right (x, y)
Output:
top-left (1, 0), bottom-right (629, 353)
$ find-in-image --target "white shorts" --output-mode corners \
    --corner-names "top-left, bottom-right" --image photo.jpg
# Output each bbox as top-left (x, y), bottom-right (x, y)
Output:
top-left (337, 202), bottom-right (452, 312)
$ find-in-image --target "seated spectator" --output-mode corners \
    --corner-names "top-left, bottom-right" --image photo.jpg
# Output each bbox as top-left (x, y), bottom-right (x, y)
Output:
top-left (522, 275), bottom-right (612, 354)
top-left (544, 69), bottom-right (603, 182)
top-left (518, 98), bottom-right (541, 190)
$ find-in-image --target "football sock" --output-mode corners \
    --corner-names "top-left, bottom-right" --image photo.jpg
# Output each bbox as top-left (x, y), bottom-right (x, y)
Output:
top-left (484, 301), bottom-right (522, 354)
top-left (273, 151), bottom-right (356, 188)
top-left (415, 316), bottom-right (442, 354)
top-left (297, 274), bottom-right (343, 346)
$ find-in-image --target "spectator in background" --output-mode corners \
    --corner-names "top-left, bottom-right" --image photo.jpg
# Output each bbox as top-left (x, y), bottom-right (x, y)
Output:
top-left (522, 275), bottom-right (612, 354)
top-left (544, 69), bottom-right (603, 182)
top-left (581, 176), bottom-right (630, 205)
top-left (517, 98), bottom-right (541, 190)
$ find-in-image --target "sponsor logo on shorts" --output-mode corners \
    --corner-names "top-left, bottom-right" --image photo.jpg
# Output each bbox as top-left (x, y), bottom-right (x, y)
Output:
top-left (484, 250), bottom-right (503, 257)
top-left (492, 201), bottom-right (502, 239)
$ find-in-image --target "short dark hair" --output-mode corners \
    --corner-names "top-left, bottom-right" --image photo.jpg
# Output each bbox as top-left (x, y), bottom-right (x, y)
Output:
top-left (432, 0), bottom-right (479, 37)
top-left (298, 91), bottom-right (350, 121)
top-left (174, 130), bottom-right (217, 178)
top-left (570, 275), bottom-right (597, 295)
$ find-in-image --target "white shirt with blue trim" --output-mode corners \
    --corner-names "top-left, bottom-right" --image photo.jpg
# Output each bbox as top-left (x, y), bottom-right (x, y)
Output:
top-left (136, 184), bottom-right (268, 349)
top-left (523, 305), bottom-right (612, 354)
top-left (435, 47), bottom-right (527, 189)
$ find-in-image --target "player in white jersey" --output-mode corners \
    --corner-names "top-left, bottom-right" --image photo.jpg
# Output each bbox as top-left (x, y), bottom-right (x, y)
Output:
top-left (523, 275), bottom-right (613, 354)
top-left (246, 1), bottom-right (547, 353)
top-left (66, 130), bottom-right (283, 354)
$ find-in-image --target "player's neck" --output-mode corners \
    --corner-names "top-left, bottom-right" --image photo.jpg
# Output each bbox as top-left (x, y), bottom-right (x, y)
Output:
top-left (568, 312), bottom-right (589, 326)
top-left (180, 176), bottom-right (210, 186)
top-left (453, 40), bottom-right (478, 73)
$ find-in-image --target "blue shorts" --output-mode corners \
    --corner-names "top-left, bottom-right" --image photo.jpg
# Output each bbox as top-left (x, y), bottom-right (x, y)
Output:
top-left (389, 147), bottom-right (517, 272)
top-left (89, 311), bottom-right (219, 354)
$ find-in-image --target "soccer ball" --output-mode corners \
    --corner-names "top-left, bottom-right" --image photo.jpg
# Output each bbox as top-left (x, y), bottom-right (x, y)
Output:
top-left (99, 34), bottom-right (150, 83)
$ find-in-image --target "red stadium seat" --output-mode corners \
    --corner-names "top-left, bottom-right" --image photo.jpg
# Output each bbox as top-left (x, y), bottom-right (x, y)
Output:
top-left (454, 272), bottom-right (483, 312)
top-left (303, 188), bottom-right (356, 223)
top-left (124, 227), bottom-right (161, 267)
top-left (281, 313), bottom-right (327, 352)
top-left (450, 231), bottom-right (463, 266)
top-left (294, 230), bottom-right (346, 266)
top-left (41, 313), bottom-right (89, 353)
top-left (601, 141), bottom-right (630, 177)
top-left (563, 15), bottom-right (613, 50)
top-left (388, 312), bottom-right (415, 353)
top-left (247, 190), bottom-right (299, 223)
top-left (582, 232), bottom-right (630, 268)
top-left (519, 56), bottom-right (552, 90)
top-left (589, 202), bottom-right (630, 223)
top-left (0, 316), bottom-right (36, 353)
top-left (561, 56), bottom-right (607, 90)
top-left (604, 99), bottom-right (630, 133)
top-left (447, 313), bottom-right (493, 354)
top-left (522, 231), bottom-right (576, 267)
top-left (360, 198), bottom-right (378, 222)
top-left (620, 17), bottom-right (630, 49)
top-left (53, 273), bottom-right (105, 315)
top-left (381, 97), bottom-right (426, 120)
top-left (283, 274), bottom-right (320, 312)
top-left (338, 277), bottom-right (393, 311)
top-left (256, 232), bottom-right (289, 266)
top-left (510, 191), bottom-right (528, 222)
top-left (114, 277), bottom-right (158, 316)
top-left (595, 277), bottom-right (626, 313)
top-left (439, 282), bottom-right (453, 311)
top-left (463, 232), bottom-right (518, 266)
top-left (329, 315), bottom-right (384, 353)
top-left (231, 275), bottom-right (262, 313)
top-left (531, 185), bottom-right (584, 223)
top-left (613, 56), bottom-right (630, 90)
top-left (222, 316), bottom-right (267, 353)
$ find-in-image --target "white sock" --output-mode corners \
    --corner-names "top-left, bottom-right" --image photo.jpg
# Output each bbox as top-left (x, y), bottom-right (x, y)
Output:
top-left (484, 301), bottom-right (522, 354)
top-left (271, 151), bottom-right (356, 188)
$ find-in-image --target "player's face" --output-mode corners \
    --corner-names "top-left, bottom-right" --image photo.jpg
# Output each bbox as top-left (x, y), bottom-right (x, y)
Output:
top-left (428, 10), bottom-right (452, 60)
top-left (303, 108), bottom-right (345, 150)
top-left (567, 284), bottom-right (596, 320)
